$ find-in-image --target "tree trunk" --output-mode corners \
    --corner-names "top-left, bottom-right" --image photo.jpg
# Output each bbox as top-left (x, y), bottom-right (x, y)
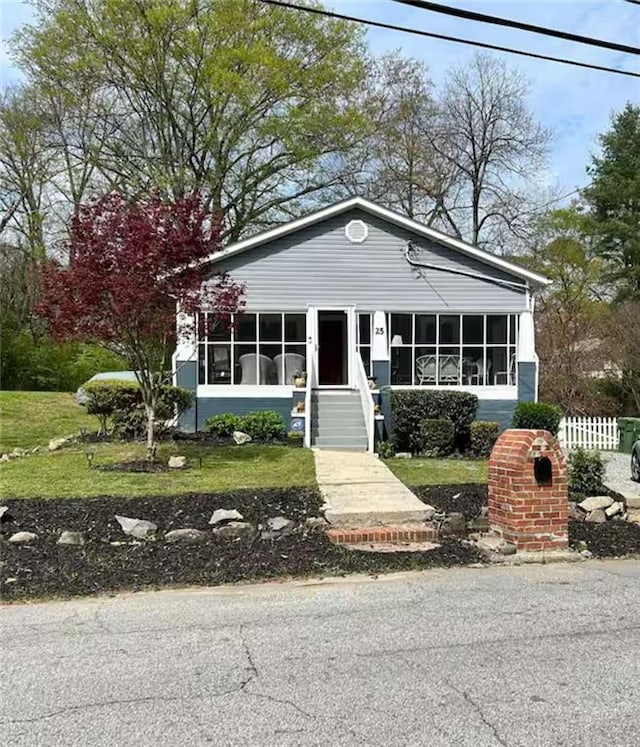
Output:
top-left (144, 402), bottom-right (156, 461)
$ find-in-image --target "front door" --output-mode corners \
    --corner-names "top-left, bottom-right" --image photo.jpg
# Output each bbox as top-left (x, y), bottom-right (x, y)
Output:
top-left (317, 310), bottom-right (348, 386)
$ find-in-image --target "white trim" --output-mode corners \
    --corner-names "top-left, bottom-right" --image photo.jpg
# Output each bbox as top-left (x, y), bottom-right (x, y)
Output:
top-left (196, 385), bottom-right (294, 398)
top-left (203, 197), bottom-right (551, 287)
top-left (389, 385), bottom-right (518, 400)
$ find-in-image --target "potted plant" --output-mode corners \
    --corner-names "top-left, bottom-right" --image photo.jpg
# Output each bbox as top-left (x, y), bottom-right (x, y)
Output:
top-left (293, 370), bottom-right (307, 388)
top-left (287, 430), bottom-right (304, 447)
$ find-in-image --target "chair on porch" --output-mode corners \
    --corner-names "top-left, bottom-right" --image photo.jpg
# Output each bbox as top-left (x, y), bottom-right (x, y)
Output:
top-left (274, 353), bottom-right (305, 385)
top-left (238, 353), bottom-right (273, 385)
top-left (415, 355), bottom-right (436, 384)
top-left (439, 355), bottom-right (460, 384)
top-left (494, 354), bottom-right (516, 385)
top-left (468, 359), bottom-right (492, 385)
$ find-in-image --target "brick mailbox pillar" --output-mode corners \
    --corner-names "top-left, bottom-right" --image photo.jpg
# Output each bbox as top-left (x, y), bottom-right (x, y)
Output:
top-left (488, 429), bottom-right (568, 551)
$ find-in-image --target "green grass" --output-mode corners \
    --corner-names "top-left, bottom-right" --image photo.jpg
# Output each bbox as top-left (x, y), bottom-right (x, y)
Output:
top-left (386, 456), bottom-right (487, 486)
top-left (0, 391), bottom-right (94, 453)
top-left (0, 443), bottom-right (316, 499)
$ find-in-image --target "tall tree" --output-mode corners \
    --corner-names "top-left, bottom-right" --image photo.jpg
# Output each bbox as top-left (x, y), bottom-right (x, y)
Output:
top-left (36, 193), bottom-right (244, 454)
top-left (583, 103), bottom-right (640, 301)
top-left (13, 0), bottom-right (369, 241)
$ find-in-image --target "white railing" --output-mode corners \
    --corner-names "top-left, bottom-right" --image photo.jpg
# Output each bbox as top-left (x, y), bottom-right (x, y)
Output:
top-left (355, 353), bottom-right (375, 453)
top-left (558, 416), bottom-right (619, 451)
top-left (303, 354), bottom-right (316, 449)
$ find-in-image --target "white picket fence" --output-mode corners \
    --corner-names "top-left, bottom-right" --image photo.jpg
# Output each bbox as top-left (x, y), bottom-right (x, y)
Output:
top-left (557, 416), bottom-right (619, 451)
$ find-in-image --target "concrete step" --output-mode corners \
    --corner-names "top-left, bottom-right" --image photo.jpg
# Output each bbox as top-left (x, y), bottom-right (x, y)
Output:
top-left (313, 438), bottom-right (369, 448)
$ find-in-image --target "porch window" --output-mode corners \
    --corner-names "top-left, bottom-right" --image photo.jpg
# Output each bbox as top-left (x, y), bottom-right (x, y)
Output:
top-left (389, 313), bottom-right (518, 386)
top-left (198, 312), bottom-right (306, 385)
top-left (357, 313), bottom-right (373, 376)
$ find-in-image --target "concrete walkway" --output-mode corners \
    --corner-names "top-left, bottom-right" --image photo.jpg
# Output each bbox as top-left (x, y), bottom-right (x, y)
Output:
top-left (313, 449), bottom-right (430, 528)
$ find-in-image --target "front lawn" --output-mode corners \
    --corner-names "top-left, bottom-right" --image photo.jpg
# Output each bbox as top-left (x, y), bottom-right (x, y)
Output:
top-left (0, 443), bottom-right (316, 499)
top-left (386, 456), bottom-right (488, 486)
top-left (0, 391), bottom-right (94, 453)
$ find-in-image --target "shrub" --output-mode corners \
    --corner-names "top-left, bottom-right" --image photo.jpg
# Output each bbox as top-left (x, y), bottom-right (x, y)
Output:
top-left (470, 421), bottom-right (500, 458)
top-left (239, 411), bottom-right (286, 441)
top-left (569, 448), bottom-right (606, 497)
top-left (85, 379), bottom-right (140, 435)
top-left (377, 439), bottom-right (396, 459)
top-left (205, 413), bottom-right (242, 437)
top-left (390, 390), bottom-right (478, 453)
top-left (512, 402), bottom-right (563, 436)
top-left (418, 418), bottom-right (455, 456)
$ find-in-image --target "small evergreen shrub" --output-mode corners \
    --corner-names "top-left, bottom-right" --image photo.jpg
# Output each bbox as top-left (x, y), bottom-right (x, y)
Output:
top-left (84, 380), bottom-right (140, 435)
top-left (512, 402), bottom-right (563, 436)
top-left (418, 418), bottom-right (455, 456)
top-left (204, 413), bottom-right (242, 437)
top-left (390, 390), bottom-right (478, 453)
top-left (569, 448), bottom-right (606, 497)
top-left (377, 439), bottom-right (397, 459)
top-left (470, 421), bottom-right (500, 458)
top-left (239, 411), bottom-right (286, 441)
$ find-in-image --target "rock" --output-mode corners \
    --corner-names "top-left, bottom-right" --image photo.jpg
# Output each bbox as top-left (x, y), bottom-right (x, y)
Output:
top-left (320, 502), bottom-right (331, 513)
top-left (213, 521), bottom-right (254, 539)
top-left (568, 502), bottom-right (585, 522)
top-left (0, 506), bottom-right (11, 522)
top-left (579, 496), bottom-right (613, 512)
top-left (114, 515), bottom-right (157, 540)
top-left (57, 531), bottom-right (85, 546)
top-left (209, 508), bottom-right (244, 525)
top-left (10, 447), bottom-right (26, 458)
top-left (0, 454), bottom-right (9, 463)
top-left (267, 516), bottom-right (295, 533)
top-left (395, 452), bottom-right (412, 459)
top-left (31, 446), bottom-right (41, 454)
top-left (581, 549), bottom-right (593, 558)
top-left (439, 512), bottom-right (467, 536)
top-left (165, 528), bottom-right (207, 544)
top-left (305, 516), bottom-right (328, 530)
top-left (48, 436), bottom-right (70, 451)
top-left (585, 509), bottom-right (607, 524)
top-left (232, 431), bottom-right (252, 445)
top-left (8, 531), bottom-right (37, 544)
top-left (476, 535), bottom-right (517, 555)
top-left (605, 502), bottom-right (624, 518)
top-left (422, 504), bottom-right (436, 522)
top-left (168, 455), bottom-right (187, 469)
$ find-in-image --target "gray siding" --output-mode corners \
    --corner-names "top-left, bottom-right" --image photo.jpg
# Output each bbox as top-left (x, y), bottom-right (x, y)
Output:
top-left (176, 361), bottom-right (197, 432)
top-left (517, 362), bottom-right (537, 403)
top-left (196, 397), bottom-right (291, 432)
top-left (477, 400), bottom-right (517, 432)
top-left (212, 209), bottom-right (529, 312)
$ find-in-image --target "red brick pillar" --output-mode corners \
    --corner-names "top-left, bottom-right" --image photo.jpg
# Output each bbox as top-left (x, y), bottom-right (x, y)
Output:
top-left (488, 429), bottom-right (568, 551)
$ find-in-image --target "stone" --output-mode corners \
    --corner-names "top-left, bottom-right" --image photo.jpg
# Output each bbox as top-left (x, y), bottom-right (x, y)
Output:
top-left (422, 504), bottom-right (436, 522)
top-left (395, 452), bottom-right (412, 459)
top-left (168, 455), bottom-right (187, 469)
top-left (57, 531), bottom-right (85, 546)
top-left (476, 535), bottom-right (518, 556)
top-left (581, 549), bottom-right (593, 558)
top-left (439, 512), bottom-right (467, 536)
top-left (267, 516), bottom-right (295, 533)
top-left (8, 531), bottom-right (37, 544)
top-left (209, 508), bottom-right (244, 525)
top-left (605, 502), bottom-right (624, 518)
top-left (0, 506), bottom-right (11, 522)
top-left (10, 447), bottom-right (26, 458)
top-left (568, 502), bottom-right (586, 521)
top-left (0, 454), bottom-right (9, 463)
top-left (48, 436), bottom-right (70, 451)
top-left (115, 515), bottom-right (157, 539)
top-left (579, 496), bottom-right (613, 512)
top-left (232, 431), bottom-right (252, 445)
top-left (31, 446), bottom-right (41, 454)
top-left (305, 516), bottom-right (328, 530)
top-left (585, 509), bottom-right (607, 524)
top-left (213, 521), bottom-right (254, 539)
top-left (165, 528), bottom-right (207, 544)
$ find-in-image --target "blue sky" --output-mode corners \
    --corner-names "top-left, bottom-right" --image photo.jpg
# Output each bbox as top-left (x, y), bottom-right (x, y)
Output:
top-left (1, 0), bottom-right (639, 192)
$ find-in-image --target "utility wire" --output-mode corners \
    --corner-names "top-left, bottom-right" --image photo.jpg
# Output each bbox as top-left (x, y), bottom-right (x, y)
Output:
top-left (257, 0), bottom-right (640, 79)
top-left (394, 0), bottom-right (640, 56)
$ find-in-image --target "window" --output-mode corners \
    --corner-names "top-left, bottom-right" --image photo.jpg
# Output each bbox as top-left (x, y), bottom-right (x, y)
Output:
top-left (198, 312), bottom-right (306, 385)
top-left (389, 313), bottom-right (518, 386)
top-left (357, 313), bottom-right (372, 376)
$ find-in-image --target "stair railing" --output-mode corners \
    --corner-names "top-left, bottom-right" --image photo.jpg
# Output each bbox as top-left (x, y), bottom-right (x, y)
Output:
top-left (354, 353), bottom-right (375, 453)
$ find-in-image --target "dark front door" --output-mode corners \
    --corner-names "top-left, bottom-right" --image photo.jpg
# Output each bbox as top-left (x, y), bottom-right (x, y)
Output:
top-left (318, 310), bottom-right (347, 385)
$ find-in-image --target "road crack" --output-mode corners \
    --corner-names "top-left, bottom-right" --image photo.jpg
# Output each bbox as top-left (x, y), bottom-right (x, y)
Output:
top-left (447, 679), bottom-right (508, 747)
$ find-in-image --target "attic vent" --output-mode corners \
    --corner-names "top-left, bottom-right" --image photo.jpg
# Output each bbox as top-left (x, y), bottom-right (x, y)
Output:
top-left (345, 219), bottom-right (368, 244)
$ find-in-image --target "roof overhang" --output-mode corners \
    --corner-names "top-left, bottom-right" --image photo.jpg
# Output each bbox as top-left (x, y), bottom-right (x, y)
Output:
top-left (203, 197), bottom-right (551, 288)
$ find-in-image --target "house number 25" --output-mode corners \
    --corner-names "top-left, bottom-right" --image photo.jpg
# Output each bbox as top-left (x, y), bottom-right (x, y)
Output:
top-left (374, 327), bottom-right (384, 335)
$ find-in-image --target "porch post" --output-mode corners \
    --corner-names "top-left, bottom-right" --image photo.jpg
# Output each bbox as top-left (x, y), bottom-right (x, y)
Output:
top-left (517, 309), bottom-right (538, 403)
top-left (174, 309), bottom-right (198, 431)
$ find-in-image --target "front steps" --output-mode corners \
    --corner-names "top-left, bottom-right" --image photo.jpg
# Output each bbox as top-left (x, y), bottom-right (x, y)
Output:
top-left (311, 390), bottom-right (368, 451)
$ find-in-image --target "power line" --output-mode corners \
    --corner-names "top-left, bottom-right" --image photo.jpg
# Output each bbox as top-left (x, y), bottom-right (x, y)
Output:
top-left (257, 1), bottom-right (640, 79)
top-left (394, 0), bottom-right (640, 56)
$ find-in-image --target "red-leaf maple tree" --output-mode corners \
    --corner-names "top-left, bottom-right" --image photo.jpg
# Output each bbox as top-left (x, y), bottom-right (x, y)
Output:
top-left (37, 192), bottom-right (244, 455)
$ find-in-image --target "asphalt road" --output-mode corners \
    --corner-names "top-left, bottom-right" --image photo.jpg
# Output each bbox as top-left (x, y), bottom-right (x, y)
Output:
top-left (2, 560), bottom-right (640, 747)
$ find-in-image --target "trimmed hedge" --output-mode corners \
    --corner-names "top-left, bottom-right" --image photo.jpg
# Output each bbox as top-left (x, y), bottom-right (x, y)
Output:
top-left (512, 402), bottom-right (563, 436)
top-left (204, 410), bottom-right (286, 442)
top-left (204, 413), bottom-right (242, 437)
top-left (419, 418), bottom-right (455, 457)
top-left (470, 421), bottom-right (500, 458)
top-left (390, 390), bottom-right (478, 453)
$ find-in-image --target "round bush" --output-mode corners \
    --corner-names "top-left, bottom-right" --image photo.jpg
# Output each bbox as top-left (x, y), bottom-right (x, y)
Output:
top-left (470, 421), bottom-right (500, 458)
top-left (512, 402), bottom-right (563, 436)
top-left (204, 413), bottom-right (242, 437)
top-left (239, 411), bottom-right (286, 442)
top-left (419, 418), bottom-right (455, 457)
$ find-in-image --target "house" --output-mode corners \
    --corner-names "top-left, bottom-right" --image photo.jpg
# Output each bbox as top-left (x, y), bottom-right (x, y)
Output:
top-left (173, 197), bottom-right (550, 450)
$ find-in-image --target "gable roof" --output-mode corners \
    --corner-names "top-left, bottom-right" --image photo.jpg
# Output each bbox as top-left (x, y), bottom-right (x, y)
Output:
top-left (206, 197), bottom-right (551, 288)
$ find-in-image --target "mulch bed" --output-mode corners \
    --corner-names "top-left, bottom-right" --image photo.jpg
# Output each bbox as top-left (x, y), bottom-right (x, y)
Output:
top-left (0, 488), bottom-right (482, 601)
top-left (411, 483), bottom-right (487, 520)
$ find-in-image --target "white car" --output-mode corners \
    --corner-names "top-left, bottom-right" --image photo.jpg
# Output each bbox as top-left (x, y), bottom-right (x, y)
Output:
top-left (75, 371), bottom-right (139, 405)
